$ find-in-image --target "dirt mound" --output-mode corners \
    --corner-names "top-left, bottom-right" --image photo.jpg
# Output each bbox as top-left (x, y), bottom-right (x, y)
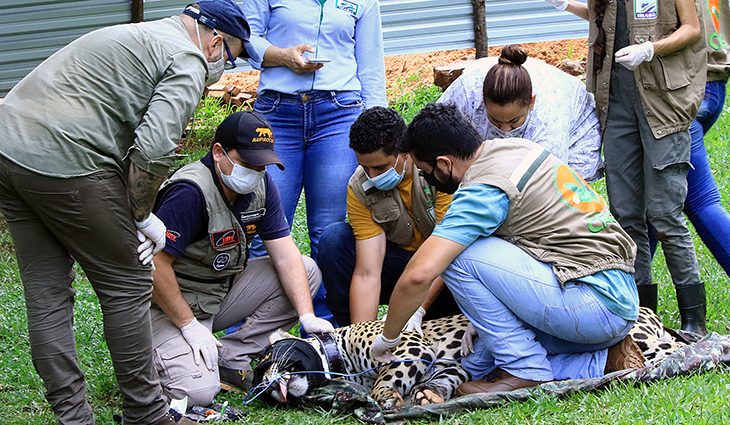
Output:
top-left (219, 39), bottom-right (588, 102)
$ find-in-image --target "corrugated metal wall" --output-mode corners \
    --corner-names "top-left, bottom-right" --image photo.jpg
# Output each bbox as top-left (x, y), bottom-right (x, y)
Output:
top-left (0, 0), bottom-right (588, 96)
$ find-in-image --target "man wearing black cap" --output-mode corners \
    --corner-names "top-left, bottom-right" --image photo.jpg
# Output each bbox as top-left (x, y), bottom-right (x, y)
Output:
top-left (0, 1), bottom-right (250, 424)
top-left (149, 111), bottom-right (334, 406)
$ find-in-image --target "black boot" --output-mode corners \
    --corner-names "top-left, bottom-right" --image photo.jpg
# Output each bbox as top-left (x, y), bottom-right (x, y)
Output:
top-left (676, 283), bottom-right (707, 337)
top-left (636, 284), bottom-right (658, 312)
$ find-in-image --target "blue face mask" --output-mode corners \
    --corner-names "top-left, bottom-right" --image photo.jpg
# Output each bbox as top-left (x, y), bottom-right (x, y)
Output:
top-left (368, 155), bottom-right (407, 191)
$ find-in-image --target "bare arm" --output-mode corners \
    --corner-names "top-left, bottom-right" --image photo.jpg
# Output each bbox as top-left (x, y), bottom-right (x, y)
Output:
top-left (127, 162), bottom-right (166, 222)
top-left (264, 235), bottom-right (315, 316)
top-left (653, 0), bottom-right (701, 56)
top-left (152, 251), bottom-right (195, 328)
top-left (382, 236), bottom-right (467, 339)
top-left (420, 276), bottom-right (446, 311)
top-left (565, 1), bottom-right (589, 20)
top-left (350, 233), bottom-right (387, 323)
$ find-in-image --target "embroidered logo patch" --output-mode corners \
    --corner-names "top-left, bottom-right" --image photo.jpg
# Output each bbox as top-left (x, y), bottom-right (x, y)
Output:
top-left (210, 228), bottom-right (240, 251)
top-left (239, 208), bottom-right (266, 224)
top-left (554, 164), bottom-right (616, 233)
top-left (213, 253), bottom-right (231, 271)
top-left (252, 127), bottom-right (273, 143)
top-left (634, 0), bottom-right (657, 19)
top-left (336, 0), bottom-right (359, 16)
top-left (165, 230), bottom-right (180, 243)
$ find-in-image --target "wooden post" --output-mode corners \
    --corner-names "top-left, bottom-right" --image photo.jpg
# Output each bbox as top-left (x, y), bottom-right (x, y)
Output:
top-left (132, 0), bottom-right (144, 23)
top-left (471, 0), bottom-right (488, 58)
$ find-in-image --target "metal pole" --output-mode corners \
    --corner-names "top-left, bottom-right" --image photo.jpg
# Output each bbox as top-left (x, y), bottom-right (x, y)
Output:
top-left (132, 0), bottom-right (144, 23)
top-left (471, 0), bottom-right (488, 58)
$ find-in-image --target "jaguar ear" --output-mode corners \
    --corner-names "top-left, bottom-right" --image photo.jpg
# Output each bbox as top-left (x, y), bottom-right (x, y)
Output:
top-left (269, 328), bottom-right (297, 344)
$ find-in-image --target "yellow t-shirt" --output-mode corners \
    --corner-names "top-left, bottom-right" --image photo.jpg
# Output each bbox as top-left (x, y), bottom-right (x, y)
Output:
top-left (346, 174), bottom-right (452, 252)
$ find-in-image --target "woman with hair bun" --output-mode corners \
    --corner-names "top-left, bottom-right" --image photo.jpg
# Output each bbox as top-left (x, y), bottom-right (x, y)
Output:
top-left (439, 44), bottom-right (604, 182)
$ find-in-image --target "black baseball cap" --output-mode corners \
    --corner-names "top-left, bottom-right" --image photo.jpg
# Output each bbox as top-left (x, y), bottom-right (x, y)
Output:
top-left (183, 0), bottom-right (251, 59)
top-left (215, 111), bottom-right (285, 170)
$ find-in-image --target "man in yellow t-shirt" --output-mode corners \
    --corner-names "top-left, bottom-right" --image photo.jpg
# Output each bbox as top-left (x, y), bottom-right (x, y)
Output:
top-left (317, 107), bottom-right (460, 328)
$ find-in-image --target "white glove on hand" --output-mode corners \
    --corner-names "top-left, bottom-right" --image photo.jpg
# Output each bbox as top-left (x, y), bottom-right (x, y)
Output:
top-left (461, 322), bottom-right (478, 357)
top-left (135, 213), bottom-right (167, 258)
top-left (299, 313), bottom-right (335, 334)
top-left (136, 230), bottom-right (156, 265)
top-left (372, 333), bottom-right (400, 363)
top-left (402, 306), bottom-right (426, 335)
top-left (544, 0), bottom-right (568, 10)
top-left (615, 42), bottom-right (654, 71)
top-left (180, 318), bottom-right (222, 371)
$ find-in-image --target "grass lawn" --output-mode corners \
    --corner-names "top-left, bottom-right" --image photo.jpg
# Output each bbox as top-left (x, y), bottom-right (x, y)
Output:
top-left (1, 83), bottom-right (729, 424)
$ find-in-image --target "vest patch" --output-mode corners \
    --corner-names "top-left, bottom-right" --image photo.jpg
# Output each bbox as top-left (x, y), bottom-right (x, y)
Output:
top-left (212, 253), bottom-right (231, 271)
top-left (165, 230), bottom-right (180, 243)
top-left (239, 208), bottom-right (266, 224)
top-left (210, 228), bottom-right (240, 251)
top-left (336, 0), bottom-right (359, 16)
top-left (634, 0), bottom-right (658, 19)
top-left (554, 164), bottom-right (617, 233)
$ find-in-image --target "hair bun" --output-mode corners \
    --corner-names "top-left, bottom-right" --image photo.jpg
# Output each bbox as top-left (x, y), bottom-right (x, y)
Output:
top-left (498, 45), bottom-right (528, 66)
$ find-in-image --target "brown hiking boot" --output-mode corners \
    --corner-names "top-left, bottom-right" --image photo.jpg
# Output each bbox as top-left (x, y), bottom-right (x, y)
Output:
top-left (456, 369), bottom-right (543, 396)
top-left (219, 366), bottom-right (254, 393)
top-left (148, 409), bottom-right (197, 425)
top-left (604, 335), bottom-right (645, 373)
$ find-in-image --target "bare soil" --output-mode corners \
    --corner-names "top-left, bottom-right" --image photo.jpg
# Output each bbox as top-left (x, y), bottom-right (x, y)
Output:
top-left (219, 39), bottom-right (588, 101)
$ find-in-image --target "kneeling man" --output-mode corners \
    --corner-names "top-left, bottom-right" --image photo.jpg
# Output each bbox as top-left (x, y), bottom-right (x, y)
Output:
top-left (373, 103), bottom-right (642, 394)
top-left (150, 111), bottom-right (333, 405)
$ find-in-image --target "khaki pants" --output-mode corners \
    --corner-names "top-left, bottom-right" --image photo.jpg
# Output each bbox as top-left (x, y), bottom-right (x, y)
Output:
top-left (151, 256), bottom-right (321, 406)
top-left (0, 155), bottom-right (168, 425)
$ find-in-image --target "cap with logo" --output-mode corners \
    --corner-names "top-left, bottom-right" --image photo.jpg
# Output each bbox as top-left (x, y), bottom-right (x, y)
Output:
top-left (215, 111), bottom-right (285, 170)
top-left (183, 0), bottom-right (251, 58)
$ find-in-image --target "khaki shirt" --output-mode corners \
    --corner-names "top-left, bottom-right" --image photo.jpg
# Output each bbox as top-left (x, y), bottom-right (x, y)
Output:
top-left (0, 17), bottom-right (206, 178)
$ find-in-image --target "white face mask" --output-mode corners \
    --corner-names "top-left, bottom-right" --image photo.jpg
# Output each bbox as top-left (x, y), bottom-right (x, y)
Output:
top-left (485, 109), bottom-right (533, 140)
top-left (195, 23), bottom-right (225, 86)
top-left (219, 151), bottom-right (264, 195)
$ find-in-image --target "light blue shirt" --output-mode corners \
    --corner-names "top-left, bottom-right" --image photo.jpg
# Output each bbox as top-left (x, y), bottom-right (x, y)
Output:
top-left (433, 184), bottom-right (638, 321)
top-left (243, 0), bottom-right (387, 108)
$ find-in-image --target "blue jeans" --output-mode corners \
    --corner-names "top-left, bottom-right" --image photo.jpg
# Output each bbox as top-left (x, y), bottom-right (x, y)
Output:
top-left (442, 237), bottom-right (633, 382)
top-left (649, 81), bottom-right (730, 275)
top-left (249, 90), bottom-right (363, 325)
top-left (318, 222), bottom-right (460, 326)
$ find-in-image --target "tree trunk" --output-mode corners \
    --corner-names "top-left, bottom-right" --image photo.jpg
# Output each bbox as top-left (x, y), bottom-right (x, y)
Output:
top-left (132, 0), bottom-right (144, 23)
top-left (471, 0), bottom-right (488, 58)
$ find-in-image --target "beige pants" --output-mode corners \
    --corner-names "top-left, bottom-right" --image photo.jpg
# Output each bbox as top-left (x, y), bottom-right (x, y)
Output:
top-left (151, 256), bottom-right (321, 406)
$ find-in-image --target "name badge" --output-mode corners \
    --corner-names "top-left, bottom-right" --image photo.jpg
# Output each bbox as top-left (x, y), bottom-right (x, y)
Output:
top-left (634, 0), bottom-right (658, 20)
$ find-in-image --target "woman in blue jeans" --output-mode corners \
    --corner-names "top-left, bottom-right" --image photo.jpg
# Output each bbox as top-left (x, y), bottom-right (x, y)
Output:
top-left (243, 0), bottom-right (387, 263)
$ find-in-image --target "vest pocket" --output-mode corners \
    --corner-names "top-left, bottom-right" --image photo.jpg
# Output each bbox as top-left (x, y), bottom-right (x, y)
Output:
top-left (371, 205), bottom-right (400, 224)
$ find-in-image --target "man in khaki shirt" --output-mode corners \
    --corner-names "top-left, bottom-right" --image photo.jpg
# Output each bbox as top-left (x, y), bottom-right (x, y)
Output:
top-left (0, 1), bottom-right (250, 424)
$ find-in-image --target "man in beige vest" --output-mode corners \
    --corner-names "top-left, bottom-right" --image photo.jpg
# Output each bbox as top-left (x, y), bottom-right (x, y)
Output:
top-left (149, 111), bottom-right (333, 406)
top-left (372, 103), bottom-right (643, 395)
top-left (317, 107), bottom-right (460, 329)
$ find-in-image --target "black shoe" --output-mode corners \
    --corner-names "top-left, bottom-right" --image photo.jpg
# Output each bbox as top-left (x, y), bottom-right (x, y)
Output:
top-left (149, 409), bottom-right (197, 425)
top-left (676, 282), bottom-right (707, 337)
top-left (636, 284), bottom-right (658, 312)
top-left (219, 366), bottom-right (254, 392)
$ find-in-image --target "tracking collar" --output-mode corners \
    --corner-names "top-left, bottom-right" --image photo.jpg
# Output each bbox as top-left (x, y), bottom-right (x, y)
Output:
top-left (310, 332), bottom-right (346, 378)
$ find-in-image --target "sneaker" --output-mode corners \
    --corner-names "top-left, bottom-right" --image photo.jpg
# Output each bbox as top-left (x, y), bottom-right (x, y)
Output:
top-left (604, 335), bottom-right (646, 373)
top-left (219, 366), bottom-right (254, 393)
top-left (456, 369), bottom-right (542, 396)
top-left (149, 409), bottom-right (197, 425)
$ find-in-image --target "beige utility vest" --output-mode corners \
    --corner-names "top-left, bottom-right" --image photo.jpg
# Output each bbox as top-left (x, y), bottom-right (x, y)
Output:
top-left (703, 0), bottom-right (730, 81)
top-left (461, 138), bottom-right (636, 284)
top-left (159, 161), bottom-right (266, 319)
top-left (349, 164), bottom-right (437, 248)
top-left (587, 0), bottom-right (707, 138)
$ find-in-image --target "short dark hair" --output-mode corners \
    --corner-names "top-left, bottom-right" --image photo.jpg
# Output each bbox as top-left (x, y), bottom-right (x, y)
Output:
top-left (483, 44), bottom-right (532, 106)
top-left (398, 103), bottom-right (482, 163)
top-left (349, 107), bottom-right (406, 155)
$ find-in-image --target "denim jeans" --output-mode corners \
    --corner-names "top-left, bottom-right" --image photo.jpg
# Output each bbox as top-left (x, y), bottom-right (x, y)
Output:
top-left (442, 237), bottom-right (633, 382)
top-left (318, 222), bottom-right (460, 326)
top-left (649, 80), bottom-right (730, 275)
top-left (248, 90), bottom-right (362, 324)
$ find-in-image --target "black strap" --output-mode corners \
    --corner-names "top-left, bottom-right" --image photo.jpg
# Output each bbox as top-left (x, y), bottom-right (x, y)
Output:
top-left (310, 332), bottom-right (346, 375)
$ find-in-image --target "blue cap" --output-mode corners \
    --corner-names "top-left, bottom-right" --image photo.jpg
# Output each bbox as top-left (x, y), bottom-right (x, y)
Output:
top-left (183, 1), bottom-right (251, 58)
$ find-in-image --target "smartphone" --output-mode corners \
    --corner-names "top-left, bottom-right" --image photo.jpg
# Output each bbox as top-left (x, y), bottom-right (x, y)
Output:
top-left (307, 57), bottom-right (332, 64)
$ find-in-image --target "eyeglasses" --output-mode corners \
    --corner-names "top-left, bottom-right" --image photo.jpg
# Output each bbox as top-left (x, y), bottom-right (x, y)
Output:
top-left (214, 30), bottom-right (237, 70)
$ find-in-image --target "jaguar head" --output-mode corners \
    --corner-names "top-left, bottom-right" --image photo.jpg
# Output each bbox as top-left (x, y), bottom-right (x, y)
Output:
top-left (252, 331), bottom-right (326, 405)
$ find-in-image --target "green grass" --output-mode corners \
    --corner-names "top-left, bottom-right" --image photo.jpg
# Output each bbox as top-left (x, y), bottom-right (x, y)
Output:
top-left (1, 85), bottom-right (730, 423)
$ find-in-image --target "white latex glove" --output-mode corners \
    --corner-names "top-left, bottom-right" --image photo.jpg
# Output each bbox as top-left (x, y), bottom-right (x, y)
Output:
top-left (372, 333), bottom-right (400, 363)
top-left (136, 230), bottom-right (155, 265)
top-left (615, 42), bottom-right (654, 71)
top-left (299, 313), bottom-right (335, 334)
top-left (402, 306), bottom-right (426, 335)
top-left (461, 322), bottom-right (478, 357)
top-left (180, 318), bottom-right (222, 371)
top-left (544, 0), bottom-right (568, 10)
top-left (135, 213), bottom-right (166, 256)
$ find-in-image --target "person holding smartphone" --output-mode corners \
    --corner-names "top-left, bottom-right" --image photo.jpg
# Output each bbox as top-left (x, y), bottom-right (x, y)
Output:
top-left (243, 0), bottom-right (387, 325)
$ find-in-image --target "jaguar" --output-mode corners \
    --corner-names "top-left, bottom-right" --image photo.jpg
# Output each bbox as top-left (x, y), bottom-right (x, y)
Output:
top-left (252, 307), bottom-right (682, 410)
